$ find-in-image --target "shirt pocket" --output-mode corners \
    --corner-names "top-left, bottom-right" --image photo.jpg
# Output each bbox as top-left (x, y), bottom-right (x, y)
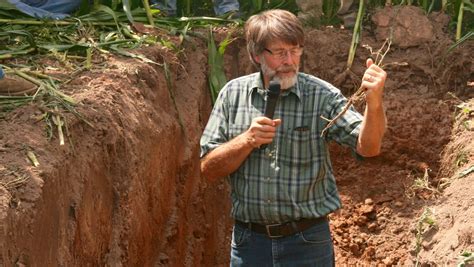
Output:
top-left (280, 129), bottom-right (314, 168)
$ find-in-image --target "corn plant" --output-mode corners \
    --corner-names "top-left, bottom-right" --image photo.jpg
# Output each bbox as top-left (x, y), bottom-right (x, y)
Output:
top-left (207, 27), bottom-right (235, 103)
top-left (346, 0), bottom-right (365, 69)
top-left (456, 0), bottom-right (474, 41)
top-left (0, 0), bottom-right (240, 114)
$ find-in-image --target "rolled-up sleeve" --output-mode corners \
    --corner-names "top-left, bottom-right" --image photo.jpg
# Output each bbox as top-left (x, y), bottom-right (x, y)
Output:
top-left (324, 90), bottom-right (363, 151)
top-left (200, 87), bottom-right (229, 158)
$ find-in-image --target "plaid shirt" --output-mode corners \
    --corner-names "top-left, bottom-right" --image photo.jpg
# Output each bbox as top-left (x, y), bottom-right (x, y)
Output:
top-left (200, 72), bottom-right (363, 224)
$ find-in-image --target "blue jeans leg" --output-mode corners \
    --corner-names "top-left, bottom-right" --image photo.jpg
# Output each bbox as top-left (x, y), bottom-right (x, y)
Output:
top-left (8, 0), bottom-right (81, 19)
top-left (230, 219), bottom-right (334, 267)
top-left (22, 0), bottom-right (81, 14)
top-left (213, 0), bottom-right (239, 16)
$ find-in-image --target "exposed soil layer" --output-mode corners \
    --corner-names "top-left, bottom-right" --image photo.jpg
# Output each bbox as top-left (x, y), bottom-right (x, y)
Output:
top-left (1, 6), bottom-right (473, 266)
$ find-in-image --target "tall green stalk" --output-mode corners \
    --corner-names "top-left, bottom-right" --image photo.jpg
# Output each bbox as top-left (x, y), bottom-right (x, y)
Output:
top-left (143, 0), bottom-right (154, 26)
top-left (442, 0), bottom-right (448, 11)
top-left (346, 0), bottom-right (365, 69)
top-left (456, 0), bottom-right (464, 40)
top-left (185, 0), bottom-right (191, 16)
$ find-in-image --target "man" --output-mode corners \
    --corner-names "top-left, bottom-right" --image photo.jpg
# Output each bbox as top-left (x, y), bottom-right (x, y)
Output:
top-left (200, 9), bottom-right (386, 266)
top-left (151, 0), bottom-right (239, 17)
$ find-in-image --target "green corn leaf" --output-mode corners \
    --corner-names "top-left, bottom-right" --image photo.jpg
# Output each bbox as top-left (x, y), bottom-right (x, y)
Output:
top-left (0, 1), bottom-right (19, 10)
top-left (0, 47), bottom-right (36, 59)
top-left (459, 165), bottom-right (474, 178)
top-left (207, 27), bottom-right (228, 104)
top-left (37, 43), bottom-right (91, 52)
top-left (449, 31), bottom-right (474, 51)
top-left (93, 4), bottom-right (122, 33)
top-left (112, 0), bottom-right (120, 10)
top-left (109, 45), bottom-right (160, 65)
top-left (463, 0), bottom-right (474, 12)
top-left (122, 0), bottom-right (135, 23)
top-left (0, 30), bottom-right (36, 48)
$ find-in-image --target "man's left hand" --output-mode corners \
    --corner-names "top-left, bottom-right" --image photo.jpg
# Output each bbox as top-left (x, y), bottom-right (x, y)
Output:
top-left (361, 58), bottom-right (386, 109)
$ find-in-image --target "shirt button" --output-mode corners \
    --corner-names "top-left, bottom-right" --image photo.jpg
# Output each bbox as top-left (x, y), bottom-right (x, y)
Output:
top-left (266, 177), bottom-right (271, 182)
top-left (267, 199), bottom-right (271, 204)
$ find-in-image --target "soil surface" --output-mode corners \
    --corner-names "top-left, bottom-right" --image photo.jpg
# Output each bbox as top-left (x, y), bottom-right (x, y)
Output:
top-left (1, 6), bottom-right (473, 266)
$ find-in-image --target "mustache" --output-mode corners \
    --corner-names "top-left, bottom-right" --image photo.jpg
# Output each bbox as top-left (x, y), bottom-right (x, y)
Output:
top-left (276, 65), bottom-right (297, 72)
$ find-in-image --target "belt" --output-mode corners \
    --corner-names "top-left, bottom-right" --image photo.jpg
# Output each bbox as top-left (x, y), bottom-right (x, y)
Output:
top-left (235, 217), bottom-right (327, 239)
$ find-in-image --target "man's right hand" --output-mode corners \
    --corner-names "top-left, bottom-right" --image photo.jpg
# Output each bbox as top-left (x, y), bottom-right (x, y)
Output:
top-left (244, 117), bottom-right (282, 148)
top-left (201, 117), bottom-right (281, 181)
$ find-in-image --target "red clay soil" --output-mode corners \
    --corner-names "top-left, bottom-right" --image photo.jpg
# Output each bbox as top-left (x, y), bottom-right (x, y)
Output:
top-left (0, 6), bottom-right (473, 266)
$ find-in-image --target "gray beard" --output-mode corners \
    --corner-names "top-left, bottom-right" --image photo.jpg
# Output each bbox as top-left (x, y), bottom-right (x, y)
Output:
top-left (260, 59), bottom-right (298, 90)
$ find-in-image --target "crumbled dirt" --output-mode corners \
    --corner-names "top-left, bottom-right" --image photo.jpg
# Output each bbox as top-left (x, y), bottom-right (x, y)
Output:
top-left (1, 6), bottom-right (473, 266)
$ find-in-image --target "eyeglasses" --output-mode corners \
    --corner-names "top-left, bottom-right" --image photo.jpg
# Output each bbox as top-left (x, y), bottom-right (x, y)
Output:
top-left (263, 47), bottom-right (303, 60)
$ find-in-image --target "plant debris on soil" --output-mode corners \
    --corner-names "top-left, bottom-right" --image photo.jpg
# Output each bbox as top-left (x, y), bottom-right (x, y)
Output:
top-left (0, 6), bottom-right (473, 266)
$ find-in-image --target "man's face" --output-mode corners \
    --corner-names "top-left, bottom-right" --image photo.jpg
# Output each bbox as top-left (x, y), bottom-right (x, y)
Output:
top-left (256, 41), bottom-right (302, 90)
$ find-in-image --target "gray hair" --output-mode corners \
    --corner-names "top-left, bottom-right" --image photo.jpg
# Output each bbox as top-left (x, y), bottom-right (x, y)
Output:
top-left (244, 9), bottom-right (304, 66)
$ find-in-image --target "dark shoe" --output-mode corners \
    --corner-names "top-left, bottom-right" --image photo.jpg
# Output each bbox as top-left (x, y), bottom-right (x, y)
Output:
top-left (0, 75), bottom-right (37, 96)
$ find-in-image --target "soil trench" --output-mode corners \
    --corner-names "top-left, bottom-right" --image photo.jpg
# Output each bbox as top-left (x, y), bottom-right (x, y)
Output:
top-left (1, 6), bottom-right (473, 266)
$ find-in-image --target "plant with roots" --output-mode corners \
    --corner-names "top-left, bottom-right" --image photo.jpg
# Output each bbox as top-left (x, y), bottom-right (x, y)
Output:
top-left (320, 39), bottom-right (392, 137)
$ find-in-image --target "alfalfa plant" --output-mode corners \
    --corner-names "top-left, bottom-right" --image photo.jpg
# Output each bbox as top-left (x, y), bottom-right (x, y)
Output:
top-left (321, 38), bottom-right (392, 136)
top-left (414, 207), bottom-right (437, 266)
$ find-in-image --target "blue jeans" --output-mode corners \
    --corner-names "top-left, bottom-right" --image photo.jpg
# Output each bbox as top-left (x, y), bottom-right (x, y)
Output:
top-left (8, 0), bottom-right (81, 19)
top-left (151, 0), bottom-right (239, 16)
top-left (230, 219), bottom-right (335, 267)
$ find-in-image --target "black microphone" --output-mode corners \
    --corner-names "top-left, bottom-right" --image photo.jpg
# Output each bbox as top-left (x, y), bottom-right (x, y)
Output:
top-left (261, 80), bottom-right (281, 149)
top-left (264, 80), bottom-right (281, 119)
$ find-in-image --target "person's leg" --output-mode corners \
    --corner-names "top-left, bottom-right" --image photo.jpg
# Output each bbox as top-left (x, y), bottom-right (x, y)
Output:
top-left (8, 0), bottom-right (75, 19)
top-left (213, 0), bottom-right (239, 16)
top-left (276, 220), bottom-right (335, 267)
top-left (150, 0), bottom-right (177, 16)
top-left (20, 0), bottom-right (47, 6)
top-left (230, 224), bottom-right (273, 267)
top-left (21, 0), bottom-right (82, 14)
